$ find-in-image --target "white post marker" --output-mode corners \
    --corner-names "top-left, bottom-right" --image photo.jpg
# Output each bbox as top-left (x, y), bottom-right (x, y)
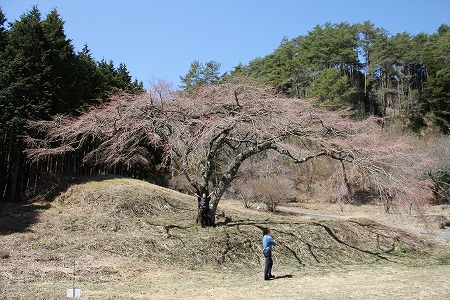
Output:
top-left (67, 256), bottom-right (80, 298)
top-left (66, 288), bottom-right (81, 298)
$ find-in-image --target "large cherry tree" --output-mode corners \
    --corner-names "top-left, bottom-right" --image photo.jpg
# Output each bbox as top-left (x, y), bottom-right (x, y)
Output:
top-left (25, 78), bottom-right (432, 226)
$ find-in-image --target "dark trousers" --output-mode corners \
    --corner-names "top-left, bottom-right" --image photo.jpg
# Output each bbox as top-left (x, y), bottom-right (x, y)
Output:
top-left (263, 250), bottom-right (273, 279)
top-left (200, 209), bottom-right (209, 227)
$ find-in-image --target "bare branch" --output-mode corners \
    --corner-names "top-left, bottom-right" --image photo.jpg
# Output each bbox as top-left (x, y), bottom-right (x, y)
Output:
top-left (24, 79), bottom-right (434, 224)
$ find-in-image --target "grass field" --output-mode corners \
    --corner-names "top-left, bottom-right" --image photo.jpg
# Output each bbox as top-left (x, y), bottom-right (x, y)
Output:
top-left (2, 259), bottom-right (449, 299)
top-left (1, 177), bottom-right (449, 299)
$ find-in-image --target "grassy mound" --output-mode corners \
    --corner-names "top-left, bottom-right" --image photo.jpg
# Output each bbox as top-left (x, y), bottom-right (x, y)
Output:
top-left (2, 177), bottom-right (438, 267)
top-left (1, 177), bottom-right (448, 299)
top-left (56, 177), bottom-right (195, 225)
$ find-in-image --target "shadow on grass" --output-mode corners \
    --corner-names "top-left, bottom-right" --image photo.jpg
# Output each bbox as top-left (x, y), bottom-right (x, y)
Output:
top-left (0, 175), bottom-right (128, 236)
top-left (0, 202), bottom-right (51, 235)
top-left (272, 274), bottom-right (294, 280)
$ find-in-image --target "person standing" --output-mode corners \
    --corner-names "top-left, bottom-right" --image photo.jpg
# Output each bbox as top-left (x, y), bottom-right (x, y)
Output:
top-left (198, 192), bottom-right (211, 227)
top-left (262, 228), bottom-right (277, 280)
top-left (191, 189), bottom-right (213, 227)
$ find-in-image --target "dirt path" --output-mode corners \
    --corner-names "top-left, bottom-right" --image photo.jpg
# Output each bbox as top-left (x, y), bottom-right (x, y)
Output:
top-left (277, 206), bottom-right (345, 221)
top-left (275, 205), bottom-right (450, 241)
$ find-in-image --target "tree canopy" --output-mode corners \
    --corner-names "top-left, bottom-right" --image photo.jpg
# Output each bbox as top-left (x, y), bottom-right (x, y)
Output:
top-left (25, 79), bottom-right (432, 225)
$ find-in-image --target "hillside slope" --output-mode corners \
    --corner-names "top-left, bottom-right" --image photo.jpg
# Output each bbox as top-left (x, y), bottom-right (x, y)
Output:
top-left (1, 177), bottom-right (448, 299)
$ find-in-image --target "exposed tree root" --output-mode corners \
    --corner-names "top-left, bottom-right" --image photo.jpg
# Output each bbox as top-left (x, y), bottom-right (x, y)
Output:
top-left (312, 222), bottom-right (392, 261)
top-left (272, 228), bottom-right (318, 264)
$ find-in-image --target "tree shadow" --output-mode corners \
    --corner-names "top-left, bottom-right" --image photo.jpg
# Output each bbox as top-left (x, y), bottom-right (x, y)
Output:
top-left (1, 175), bottom-right (126, 235)
top-left (272, 274), bottom-right (294, 280)
top-left (0, 202), bottom-right (51, 235)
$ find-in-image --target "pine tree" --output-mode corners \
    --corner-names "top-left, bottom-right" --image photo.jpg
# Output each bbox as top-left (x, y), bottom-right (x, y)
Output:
top-left (0, 6), bottom-right (50, 132)
top-left (180, 60), bottom-right (221, 93)
top-left (41, 9), bottom-right (78, 113)
top-left (308, 68), bottom-right (355, 108)
top-left (0, 6), bottom-right (51, 200)
top-left (0, 8), bottom-right (7, 51)
top-left (114, 62), bottom-right (132, 90)
top-left (180, 60), bottom-right (204, 92)
top-left (425, 25), bottom-right (450, 132)
top-left (203, 61), bottom-right (221, 84)
top-left (72, 44), bottom-right (105, 105)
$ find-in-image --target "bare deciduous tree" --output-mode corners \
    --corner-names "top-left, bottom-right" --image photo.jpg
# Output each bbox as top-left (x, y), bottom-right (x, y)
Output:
top-left (25, 78), bottom-right (433, 226)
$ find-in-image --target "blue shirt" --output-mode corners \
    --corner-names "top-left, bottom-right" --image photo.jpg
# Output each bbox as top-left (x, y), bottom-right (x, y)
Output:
top-left (262, 234), bottom-right (277, 251)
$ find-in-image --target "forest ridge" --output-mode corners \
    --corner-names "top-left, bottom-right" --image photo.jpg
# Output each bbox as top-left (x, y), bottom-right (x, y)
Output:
top-left (183, 21), bottom-right (449, 133)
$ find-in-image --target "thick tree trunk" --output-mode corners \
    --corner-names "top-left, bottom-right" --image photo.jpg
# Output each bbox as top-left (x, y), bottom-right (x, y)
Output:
top-left (198, 145), bottom-right (330, 227)
top-left (207, 206), bottom-right (216, 227)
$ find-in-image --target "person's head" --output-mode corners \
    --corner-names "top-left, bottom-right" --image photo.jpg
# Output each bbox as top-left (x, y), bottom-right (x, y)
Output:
top-left (263, 227), bottom-right (271, 236)
top-left (202, 193), bottom-right (207, 198)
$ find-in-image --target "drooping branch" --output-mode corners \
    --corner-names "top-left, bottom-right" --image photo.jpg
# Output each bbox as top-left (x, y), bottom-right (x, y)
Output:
top-left (270, 143), bottom-right (328, 164)
top-left (23, 79), bottom-right (434, 225)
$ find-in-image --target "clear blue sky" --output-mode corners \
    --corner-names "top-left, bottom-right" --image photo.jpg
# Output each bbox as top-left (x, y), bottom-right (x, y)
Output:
top-left (2, 0), bottom-right (449, 89)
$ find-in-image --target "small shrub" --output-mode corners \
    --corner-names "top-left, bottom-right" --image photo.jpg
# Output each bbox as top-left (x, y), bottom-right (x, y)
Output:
top-left (394, 244), bottom-right (407, 254)
top-left (234, 176), bottom-right (296, 212)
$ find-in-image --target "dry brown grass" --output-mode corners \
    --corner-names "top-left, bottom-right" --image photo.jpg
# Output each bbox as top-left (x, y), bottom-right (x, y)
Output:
top-left (1, 177), bottom-right (449, 299)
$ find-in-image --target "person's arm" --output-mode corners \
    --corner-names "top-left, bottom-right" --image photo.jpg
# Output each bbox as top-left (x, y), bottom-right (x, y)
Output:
top-left (269, 235), bottom-right (277, 246)
top-left (189, 189), bottom-right (201, 198)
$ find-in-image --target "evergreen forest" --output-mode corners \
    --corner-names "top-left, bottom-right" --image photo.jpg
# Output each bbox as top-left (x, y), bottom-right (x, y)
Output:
top-left (0, 7), bottom-right (143, 201)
